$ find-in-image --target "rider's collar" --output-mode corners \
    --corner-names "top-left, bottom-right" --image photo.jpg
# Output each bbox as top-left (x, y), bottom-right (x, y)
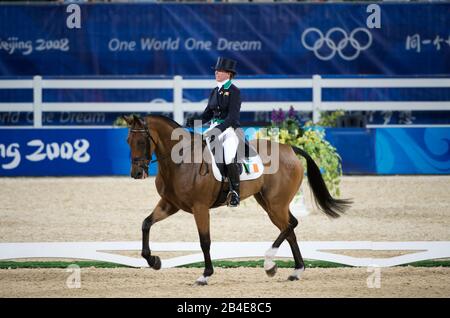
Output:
top-left (217, 79), bottom-right (231, 89)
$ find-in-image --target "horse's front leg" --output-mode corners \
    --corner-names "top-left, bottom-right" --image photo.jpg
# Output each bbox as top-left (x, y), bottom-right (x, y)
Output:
top-left (142, 198), bottom-right (178, 269)
top-left (192, 206), bottom-right (213, 285)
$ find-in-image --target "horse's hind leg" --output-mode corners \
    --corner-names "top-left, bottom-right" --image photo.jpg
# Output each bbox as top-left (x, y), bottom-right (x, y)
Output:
top-left (142, 198), bottom-right (178, 269)
top-left (254, 193), bottom-right (287, 277)
top-left (285, 213), bottom-right (305, 280)
top-left (254, 193), bottom-right (305, 280)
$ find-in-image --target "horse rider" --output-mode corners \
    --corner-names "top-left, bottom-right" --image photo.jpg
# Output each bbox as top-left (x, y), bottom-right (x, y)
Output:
top-left (187, 57), bottom-right (242, 207)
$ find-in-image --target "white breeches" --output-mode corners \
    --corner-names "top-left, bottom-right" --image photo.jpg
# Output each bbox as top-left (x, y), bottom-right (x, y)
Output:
top-left (206, 124), bottom-right (239, 164)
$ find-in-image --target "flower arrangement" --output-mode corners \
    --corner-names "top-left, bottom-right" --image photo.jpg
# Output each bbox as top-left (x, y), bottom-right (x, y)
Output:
top-left (256, 106), bottom-right (343, 197)
top-left (113, 116), bottom-right (128, 127)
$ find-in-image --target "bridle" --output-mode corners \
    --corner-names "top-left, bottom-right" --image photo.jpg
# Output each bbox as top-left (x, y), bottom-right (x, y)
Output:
top-left (130, 121), bottom-right (158, 173)
top-left (130, 118), bottom-right (204, 173)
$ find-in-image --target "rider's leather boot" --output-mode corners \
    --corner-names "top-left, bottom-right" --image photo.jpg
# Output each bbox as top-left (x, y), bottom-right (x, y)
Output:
top-left (226, 163), bottom-right (240, 207)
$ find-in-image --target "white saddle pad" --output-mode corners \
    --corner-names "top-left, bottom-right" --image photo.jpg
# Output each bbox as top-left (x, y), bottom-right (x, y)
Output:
top-left (205, 138), bottom-right (264, 182)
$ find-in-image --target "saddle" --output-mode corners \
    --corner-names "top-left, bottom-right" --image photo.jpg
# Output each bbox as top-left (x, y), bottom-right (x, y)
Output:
top-left (206, 135), bottom-right (264, 183)
top-left (206, 136), bottom-right (263, 208)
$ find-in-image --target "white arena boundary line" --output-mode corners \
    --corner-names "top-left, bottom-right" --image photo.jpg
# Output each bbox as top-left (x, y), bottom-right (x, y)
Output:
top-left (0, 241), bottom-right (449, 269)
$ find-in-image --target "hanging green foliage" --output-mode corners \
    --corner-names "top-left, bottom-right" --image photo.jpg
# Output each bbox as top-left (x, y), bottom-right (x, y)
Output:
top-left (256, 107), bottom-right (343, 197)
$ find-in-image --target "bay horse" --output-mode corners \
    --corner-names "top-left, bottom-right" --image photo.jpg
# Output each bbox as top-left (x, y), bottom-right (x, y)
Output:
top-left (123, 114), bottom-right (351, 285)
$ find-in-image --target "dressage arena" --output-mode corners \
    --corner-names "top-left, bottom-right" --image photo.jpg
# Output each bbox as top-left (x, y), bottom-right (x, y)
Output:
top-left (0, 175), bottom-right (449, 298)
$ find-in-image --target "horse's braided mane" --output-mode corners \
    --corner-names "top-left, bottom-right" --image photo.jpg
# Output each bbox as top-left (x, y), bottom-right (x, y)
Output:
top-left (147, 114), bottom-right (182, 129)
top-left (146, 114), bottom-right (203, 142)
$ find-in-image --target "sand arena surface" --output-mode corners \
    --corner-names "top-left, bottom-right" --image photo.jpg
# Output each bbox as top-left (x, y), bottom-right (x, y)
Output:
top-left (1, 267), bottom-right (449, 298)
top-left (0, 176), bottom-right (449, 297)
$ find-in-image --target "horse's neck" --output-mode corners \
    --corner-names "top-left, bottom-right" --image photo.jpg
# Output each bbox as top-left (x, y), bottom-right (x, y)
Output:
top-left (148, 117), bottom-right (178, 175)
top-left (148, 117), bottom-right (205, 179)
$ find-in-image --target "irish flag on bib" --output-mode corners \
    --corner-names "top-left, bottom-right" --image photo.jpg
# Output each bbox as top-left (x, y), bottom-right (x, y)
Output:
top-left (243, 161), bottom-right (259, 174)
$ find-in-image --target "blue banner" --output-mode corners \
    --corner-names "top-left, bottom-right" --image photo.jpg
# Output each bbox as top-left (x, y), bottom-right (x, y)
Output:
top-left (0, 3), bottom-right (449, 76)
top-left (325, 127), bottom-right (450, 175)
top-left (324, 128), bottom-right (377, 175)
top-left (1, 127), bottom-right (448, 176)
top-left (375, 127), bottom-right (450, 174)
top-left (0, 128), bottom-right (133, 176)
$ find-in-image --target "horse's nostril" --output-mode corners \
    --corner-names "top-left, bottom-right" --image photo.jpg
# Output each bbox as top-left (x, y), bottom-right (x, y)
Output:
top-left (131, 171), bottom-right (142, 179)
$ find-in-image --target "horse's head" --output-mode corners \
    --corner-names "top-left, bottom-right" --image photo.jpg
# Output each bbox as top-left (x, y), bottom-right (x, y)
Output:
top-left (123, 115), bottom-right (155, 180)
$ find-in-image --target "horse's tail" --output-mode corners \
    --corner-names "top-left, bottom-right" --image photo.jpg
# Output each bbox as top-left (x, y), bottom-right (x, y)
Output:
top-left (291, 146), bottom-right (352, 218)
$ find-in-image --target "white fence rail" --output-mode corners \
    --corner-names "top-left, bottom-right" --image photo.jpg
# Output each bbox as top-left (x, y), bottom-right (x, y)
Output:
top-left (0, 75), bottom-right (449, 128)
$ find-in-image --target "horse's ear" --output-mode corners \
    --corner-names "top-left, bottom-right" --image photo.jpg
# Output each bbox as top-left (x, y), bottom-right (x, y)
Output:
top-left (132, 114), bottom-right (146, 127)
top-left (130, 114), bottom-right (141, 126)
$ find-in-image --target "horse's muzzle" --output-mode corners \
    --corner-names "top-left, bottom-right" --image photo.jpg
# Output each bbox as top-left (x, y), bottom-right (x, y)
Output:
top-left (131, 165), bottom-right (148, 180)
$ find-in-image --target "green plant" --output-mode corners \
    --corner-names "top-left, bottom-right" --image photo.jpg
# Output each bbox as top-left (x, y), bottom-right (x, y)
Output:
top-left (305, 110), bottom-right (345, 128)
top-left (113, 116), bottom-right (128, 127)
top-left (113, 113), bottom-right (143, 127)
top-left (257, 107), bottom-right (343, 197)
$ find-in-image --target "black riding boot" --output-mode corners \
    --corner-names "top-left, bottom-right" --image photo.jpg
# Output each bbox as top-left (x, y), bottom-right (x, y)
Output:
top-left (226, 163), bottom-right (240, 207)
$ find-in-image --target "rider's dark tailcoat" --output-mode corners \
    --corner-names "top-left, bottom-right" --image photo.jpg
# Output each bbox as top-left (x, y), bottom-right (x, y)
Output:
top-left (201, 80), bottom-right (241, 133)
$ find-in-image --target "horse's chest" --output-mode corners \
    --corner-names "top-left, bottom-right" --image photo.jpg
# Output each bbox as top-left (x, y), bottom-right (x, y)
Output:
top-left (155, 176), bottom-right (189, 210)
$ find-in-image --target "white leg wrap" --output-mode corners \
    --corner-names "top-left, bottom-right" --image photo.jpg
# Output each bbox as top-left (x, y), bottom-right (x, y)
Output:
top-left (195, 275), bottom-right (208, 284)
top-left (264, 247), bottom-right (278, 271)
top-left (290, 267), bottom-right (305, 279)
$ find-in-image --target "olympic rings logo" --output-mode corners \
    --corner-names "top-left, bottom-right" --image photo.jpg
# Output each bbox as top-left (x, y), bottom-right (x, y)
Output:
top-left (301, 27), bottom-right (372, 61)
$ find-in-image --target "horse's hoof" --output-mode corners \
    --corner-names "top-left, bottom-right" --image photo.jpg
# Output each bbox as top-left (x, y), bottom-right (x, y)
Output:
top-left (194, 275), bottom-right (208, 286)
top-left (287, 275), bottom-right (299, 281)
top-left (152, 256), bottom-right (162, 270)
top-left (146, 256), bottom-right (161, 270)
top-left (265, 264), bottom-right (278, 277)
top-left (194, 280), bottom-right (208, 286)
top-left (288, 268), bottom-right (304, 281)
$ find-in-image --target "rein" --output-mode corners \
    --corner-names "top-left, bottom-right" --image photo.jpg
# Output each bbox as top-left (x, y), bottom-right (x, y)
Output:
top-left (130, 123), bottom-right (177, 166)
top-left (129, 123), bottom-right (163, 172)
top-left (131, 121), bottom-right (208, 171)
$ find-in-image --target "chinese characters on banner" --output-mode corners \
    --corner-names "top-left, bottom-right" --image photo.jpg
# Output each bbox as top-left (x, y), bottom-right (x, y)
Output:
top-left (406, 34), bottom-right (450, 53)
